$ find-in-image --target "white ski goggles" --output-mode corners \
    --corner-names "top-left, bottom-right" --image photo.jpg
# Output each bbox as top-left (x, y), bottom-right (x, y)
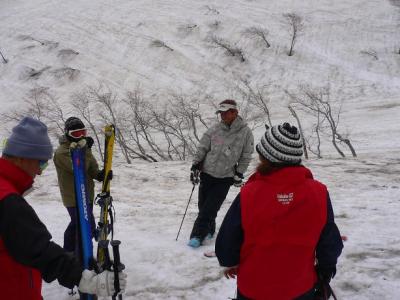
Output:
top-left (216, 103), bottom-right (237, 114)
top-left (67, 128), bottom-right (87, 139)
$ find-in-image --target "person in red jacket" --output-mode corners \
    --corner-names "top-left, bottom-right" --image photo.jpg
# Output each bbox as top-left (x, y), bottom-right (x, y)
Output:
top-left (0, 116), bottom-right (126, 300)
top-left (215, 122), bottom-right (343, 300)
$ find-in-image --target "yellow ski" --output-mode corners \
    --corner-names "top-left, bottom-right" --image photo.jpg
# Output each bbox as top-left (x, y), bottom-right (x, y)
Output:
top-left (96, 124), bottom-right (115, 269)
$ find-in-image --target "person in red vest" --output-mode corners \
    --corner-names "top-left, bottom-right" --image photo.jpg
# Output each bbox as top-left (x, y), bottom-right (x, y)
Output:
top-left (0, 116), bottom-right (126, 300)
top-left (215, 122), bottom-right (343, 300)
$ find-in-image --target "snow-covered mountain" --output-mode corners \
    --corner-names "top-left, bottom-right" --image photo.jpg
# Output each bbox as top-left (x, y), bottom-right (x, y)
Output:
top-left (1, 0), bottom-right (400, 299)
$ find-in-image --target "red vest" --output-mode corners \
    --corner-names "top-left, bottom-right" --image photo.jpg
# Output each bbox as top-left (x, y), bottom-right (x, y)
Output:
top-left (0, 158), bottom-right (42, 300)
top-left (238, 166), bottom-right (327, 300)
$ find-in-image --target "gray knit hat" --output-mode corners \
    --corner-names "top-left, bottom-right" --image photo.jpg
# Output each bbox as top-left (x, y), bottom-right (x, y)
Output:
top-left (2, 116), bottom-right (53, 160)
top-left (256, 122), bottom-right (303, 164)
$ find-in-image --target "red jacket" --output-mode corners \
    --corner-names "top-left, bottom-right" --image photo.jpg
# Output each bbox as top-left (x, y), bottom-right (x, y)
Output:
top-left (238, 166), bottom-right (327, 300)
top-left (0, 158), bottom-right (42, 300)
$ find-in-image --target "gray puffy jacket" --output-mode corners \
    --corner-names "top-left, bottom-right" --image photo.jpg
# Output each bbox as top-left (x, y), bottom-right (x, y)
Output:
top-left (193, 116), bottom-right (254, 178)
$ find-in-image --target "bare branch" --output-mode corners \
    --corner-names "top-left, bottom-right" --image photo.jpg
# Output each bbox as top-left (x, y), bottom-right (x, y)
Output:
top-left (245, 26), bottom-right (271, 48)
top-left (283, 13), bottom-right (303, 56)
top-left (210, 36), bottom-right (245, 62)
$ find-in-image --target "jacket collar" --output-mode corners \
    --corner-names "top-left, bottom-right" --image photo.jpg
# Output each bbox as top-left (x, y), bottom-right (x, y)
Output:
top-left (221, 115), bottom-right (245, 131)
top-left (0, 158), bottom-right (34, 195)
top-left (247, 165), bottom-right (313, 184)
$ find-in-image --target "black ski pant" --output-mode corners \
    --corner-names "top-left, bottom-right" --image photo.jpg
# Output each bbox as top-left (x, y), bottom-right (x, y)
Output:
top-left (190, 173), bottom-right (232, 242)
top-left (63, 205), bottom-right (95, 253)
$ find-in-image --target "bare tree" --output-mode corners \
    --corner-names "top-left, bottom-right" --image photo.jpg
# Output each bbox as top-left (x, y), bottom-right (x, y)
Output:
top-left (1, 88), bottom-right (67, 139)
top-left (360, 50), bottom-right (378, 60)
top-left (288, 105), bottom-right (308, 159)
top-left (283, 13), bottom-right (303, 56)
top-left (0, 48), bottom-right (8, 63)
top-left (210, 36), bottom-right (245, 62)
top-left (237, 80), bottom-right (273, 127)
top-left (309, 112), bottom-right (322, 158)
top-left (86, 85), bottom-right (133, 164)
top-left (71, 89), bottom-right (104, 160)
top-left (287, 86), bottom-right (357, 158)
top-left (150, 39), bottom-right (174, 51)
top-left (124, 90), bottom-right (162, 162)
top-left (245, 26), bottom-right (271, 48)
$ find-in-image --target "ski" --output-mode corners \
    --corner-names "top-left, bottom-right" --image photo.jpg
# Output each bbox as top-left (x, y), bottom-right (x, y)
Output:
top-left (70, 139), bottom-right (95, 300)
top-left (96, 124), bottom-right (115, 269)
top-left (95, 125), bottom-right (125, 300)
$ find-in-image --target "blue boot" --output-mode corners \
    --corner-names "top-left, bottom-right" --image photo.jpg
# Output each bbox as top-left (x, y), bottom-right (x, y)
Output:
top-left (206, 233), bottom-right (214, 240)
top-left (188, 237), bottom-right (201, 248)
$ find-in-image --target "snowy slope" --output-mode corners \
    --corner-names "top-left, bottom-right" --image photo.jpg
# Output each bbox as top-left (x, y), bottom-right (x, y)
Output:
top-left (1, 0), bottom-right (400, 299)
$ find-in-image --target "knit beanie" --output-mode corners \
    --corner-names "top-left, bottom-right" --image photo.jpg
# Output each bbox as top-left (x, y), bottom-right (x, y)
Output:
top-left (256, 122), bottom-right (303, 164)
top-left (2, 116), bottom-right (53, 160)
top-left (64, 117), bottom-right (85, 133)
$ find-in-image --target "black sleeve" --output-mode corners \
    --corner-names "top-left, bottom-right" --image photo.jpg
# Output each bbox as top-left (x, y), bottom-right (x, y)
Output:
top-left (215, 193), bottom-right (243, 267)
top-left (0, 194), bottom-right (83, 288)
top-left (315, 192), bottom-right (344, 276)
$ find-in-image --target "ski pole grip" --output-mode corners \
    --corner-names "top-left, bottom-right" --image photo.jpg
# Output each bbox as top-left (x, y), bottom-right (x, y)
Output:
top-left (98, 240), bottom-right (112, 270)
top-left (111, 240), bottom-right (125, 299)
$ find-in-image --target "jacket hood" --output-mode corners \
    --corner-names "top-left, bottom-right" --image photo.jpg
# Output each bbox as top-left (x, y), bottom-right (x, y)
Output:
top-left (58, 135), bottom-right (70, 145)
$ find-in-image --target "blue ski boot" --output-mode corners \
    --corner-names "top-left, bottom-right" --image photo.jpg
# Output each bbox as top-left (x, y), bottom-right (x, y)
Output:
top-left (188, 237), bottom-right (201, 248)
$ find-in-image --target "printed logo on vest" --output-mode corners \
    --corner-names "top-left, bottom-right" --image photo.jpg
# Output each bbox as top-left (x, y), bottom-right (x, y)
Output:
top-left (277, 193), bottom-right (294, 205)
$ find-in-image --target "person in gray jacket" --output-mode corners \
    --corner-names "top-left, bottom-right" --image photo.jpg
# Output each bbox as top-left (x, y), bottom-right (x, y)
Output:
top-left (188, 99), bottom-right (254, 248)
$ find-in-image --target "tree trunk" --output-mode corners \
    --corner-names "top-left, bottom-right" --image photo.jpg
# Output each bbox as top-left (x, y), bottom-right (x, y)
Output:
top-left (288, 105), bottom-right (308, 159)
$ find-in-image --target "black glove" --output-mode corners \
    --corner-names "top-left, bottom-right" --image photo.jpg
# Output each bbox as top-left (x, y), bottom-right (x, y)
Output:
top-left (314, 266), bottom-right (336, 300)
top-left (190, 164), bottom-right (201, 185)
top-left (233, 172), bottom-right (244, 187)
top-left (86, 136), bottom-right (94, 149)
top-left (96, 169), bottom-right (113, 182)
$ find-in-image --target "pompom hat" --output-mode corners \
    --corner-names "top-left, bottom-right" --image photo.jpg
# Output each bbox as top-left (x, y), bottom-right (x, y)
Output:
top-left (256, 122), bottom-right (303, 164)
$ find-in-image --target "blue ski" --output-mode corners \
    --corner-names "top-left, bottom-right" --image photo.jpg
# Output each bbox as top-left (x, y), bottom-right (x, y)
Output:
top-left (71, 141), bottom-right (95, 300)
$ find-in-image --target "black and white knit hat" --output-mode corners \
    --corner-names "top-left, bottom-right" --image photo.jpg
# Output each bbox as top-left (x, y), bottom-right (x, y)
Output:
top-left (256, 122), bottom-right (303, 164)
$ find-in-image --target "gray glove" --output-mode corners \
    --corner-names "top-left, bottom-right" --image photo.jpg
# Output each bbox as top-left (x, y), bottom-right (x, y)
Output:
top-left (78, 269), bottom-right (127, 297)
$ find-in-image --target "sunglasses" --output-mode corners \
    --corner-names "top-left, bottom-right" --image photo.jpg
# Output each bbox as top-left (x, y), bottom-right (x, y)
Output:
top-left (39, 160), bottom-right (48, 172)
top-left (68, 128), bottom-right (87, 139)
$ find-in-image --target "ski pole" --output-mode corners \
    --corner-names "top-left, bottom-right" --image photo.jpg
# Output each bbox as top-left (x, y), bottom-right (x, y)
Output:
top-left (175, 183), bottom-right (196, 241)
top-left (111, 240), bottom-right (124, 300)
top-left (98, 240), bottom-right (112, 271)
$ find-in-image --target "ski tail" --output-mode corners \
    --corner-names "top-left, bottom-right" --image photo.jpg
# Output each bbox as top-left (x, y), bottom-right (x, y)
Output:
top-left (71, 140), bottom-right (95, 300)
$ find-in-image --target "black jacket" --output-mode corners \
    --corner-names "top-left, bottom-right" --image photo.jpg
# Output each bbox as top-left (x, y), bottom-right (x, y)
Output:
top-left (0, 193), bottom-right (83, 288)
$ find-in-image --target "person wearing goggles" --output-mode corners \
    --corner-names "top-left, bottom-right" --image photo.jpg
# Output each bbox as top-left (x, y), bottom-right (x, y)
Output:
top-left (53, 117), bottom-right (108, 253)
top-left (0, 117), bottom-right (126, 299)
